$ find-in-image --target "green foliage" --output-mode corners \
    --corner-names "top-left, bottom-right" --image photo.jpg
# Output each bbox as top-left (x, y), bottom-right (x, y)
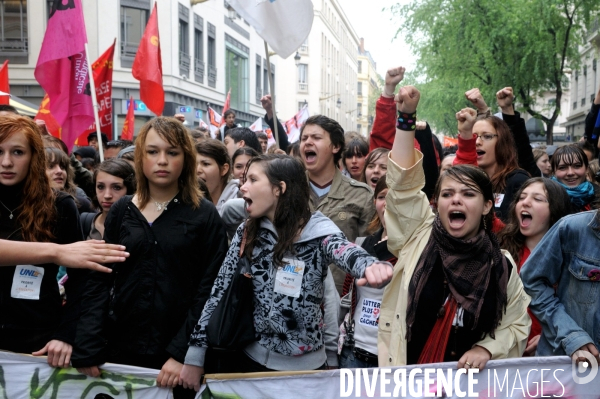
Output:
top-left (392, 0), bottom-right (600, 141)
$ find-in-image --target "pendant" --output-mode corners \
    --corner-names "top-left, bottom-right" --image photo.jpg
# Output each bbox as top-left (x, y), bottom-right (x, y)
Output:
top-left (9, 213), bottom-right (13, 220)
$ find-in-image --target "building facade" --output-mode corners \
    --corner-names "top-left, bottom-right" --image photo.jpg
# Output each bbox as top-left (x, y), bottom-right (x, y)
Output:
top-left (0, 0), bottom-right (277, 137)
top-left (564, 17), bottom-right (600, 139)
top-left (356, 38), bottom-right (380, 137)
top-left (273, 0), bottom-right (360, 133)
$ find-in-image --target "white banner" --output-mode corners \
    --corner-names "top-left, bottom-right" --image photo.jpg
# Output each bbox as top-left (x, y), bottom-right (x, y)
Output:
top-left (0, 351), bottom-right (187, 399)
top-left (204, 356), bottom-right (600, 398)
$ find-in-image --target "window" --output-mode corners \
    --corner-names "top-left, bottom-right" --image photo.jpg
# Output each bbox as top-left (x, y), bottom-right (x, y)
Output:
top-left (0, 0), bottom-right (28, 64)
top-left (179, 19), bottom-right (189, 76)
top-left (120, 1), bottom-right (150, 68)
top-left (226, 48), bottom-right (248, 112)
top-left (357, 82), bottom-right (362, 96)
top-left (207, 23), bottom-right (216, 88)
top-left (582, 97), bottom-right (586, 107)
top-left (263, 64), bottom-right (268, 96)
top-left (255, 55), bottom-right (261, 104)
top-left (358, 60), bottom-right (362, 74)
top-left (298, 63), bottom-right (308, 92)
top-left (193, 18), bottom-right (204, 83)
top-left (547, 98), bottom-right (556, 106)
top-left (357, 102), bottom-right (362, 117)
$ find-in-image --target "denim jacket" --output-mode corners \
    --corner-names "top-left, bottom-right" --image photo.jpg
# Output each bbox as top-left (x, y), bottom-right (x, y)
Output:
top-left (521, 210), bottom-right (600, 357)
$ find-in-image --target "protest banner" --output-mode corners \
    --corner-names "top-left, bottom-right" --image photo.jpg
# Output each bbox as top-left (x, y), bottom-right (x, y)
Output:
top-left (203, 356), bottom-right (599, 398)
top-left (0, 352), bottom-right (174, 398)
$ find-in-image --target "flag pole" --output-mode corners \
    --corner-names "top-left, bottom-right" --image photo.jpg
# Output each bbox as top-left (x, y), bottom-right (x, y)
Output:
top-left (85, 43), bottom-right (104, 162)
top-left (264, 41), bottom-right (279, 149)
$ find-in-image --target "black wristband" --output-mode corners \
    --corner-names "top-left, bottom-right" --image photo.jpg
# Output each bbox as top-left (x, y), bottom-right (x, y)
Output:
top-left (397, 111), bottom-right (417, 131)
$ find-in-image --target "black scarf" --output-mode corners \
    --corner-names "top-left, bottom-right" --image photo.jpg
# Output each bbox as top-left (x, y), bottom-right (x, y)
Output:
top-left (406, 216), bottom-right (508, 341)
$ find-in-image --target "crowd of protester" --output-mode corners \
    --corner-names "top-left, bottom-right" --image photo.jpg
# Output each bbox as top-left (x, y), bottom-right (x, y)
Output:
top-left (1, 66), bottom-right (600, 397)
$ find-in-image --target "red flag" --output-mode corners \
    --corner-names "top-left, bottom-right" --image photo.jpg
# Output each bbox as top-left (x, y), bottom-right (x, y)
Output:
top-left (121, 96), bottom-right (135, 140)
top-left (132, 3), bottom-right (164, 116)
top-left (35, 94), bottom-right (62, 137)
top-left (0, 60), bottom-right (9, 105)
top-left (443, 136), bottom-right (459, 147)
top-left (77, 40), bottom-right (116, 145)
top-left (220, 89), bottom-right (231, 126)
top-left (34, 0), bottom-right (95, 152)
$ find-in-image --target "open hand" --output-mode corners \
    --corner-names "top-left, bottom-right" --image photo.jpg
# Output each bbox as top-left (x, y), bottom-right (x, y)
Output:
top-left (384, 66), bottom-right (406, 97)
top-left (465, 88), bottom-right (488, 112)
top-left (394, 86), bottom-right (420, 114)
top-left (32, 340), bottom-right (72, 368)
top-left (57, 240), bottom-right (129, 272)
top-left (356, 262), bottom-right (393, 288)
top-left (456, 108), bottom-right (478, 136)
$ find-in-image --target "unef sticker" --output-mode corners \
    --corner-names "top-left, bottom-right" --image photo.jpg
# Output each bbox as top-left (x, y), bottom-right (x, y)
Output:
top-left (11, 265), bottom-right (44, 300)
top-left (274, 258), bottom-right (306, 298)
top-left (494, 193), bottom-right (505, 207)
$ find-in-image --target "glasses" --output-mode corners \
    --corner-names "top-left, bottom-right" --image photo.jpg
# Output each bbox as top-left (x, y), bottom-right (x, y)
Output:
top-left (475, 134), bottom-right (498, 141)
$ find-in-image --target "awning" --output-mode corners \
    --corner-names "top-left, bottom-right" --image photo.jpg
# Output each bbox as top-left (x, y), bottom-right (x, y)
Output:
top-left (8, 94), bottom-right (39, 117)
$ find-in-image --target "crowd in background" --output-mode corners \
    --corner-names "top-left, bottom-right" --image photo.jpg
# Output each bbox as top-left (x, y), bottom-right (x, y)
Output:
top-left (0, 65), bottom-right (600, 396)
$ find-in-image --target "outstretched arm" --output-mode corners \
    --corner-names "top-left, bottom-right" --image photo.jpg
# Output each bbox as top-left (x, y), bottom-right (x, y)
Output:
top-left (0, 240), bottom-right (128, 272)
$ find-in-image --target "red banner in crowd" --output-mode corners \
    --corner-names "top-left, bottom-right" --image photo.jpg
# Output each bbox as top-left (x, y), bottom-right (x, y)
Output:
top-left (132, 3), bottom-right (164, 116)
top-left (220, 89), bottom-right (231, 126)
top-left (35, 94), bottom-right (62, 138)
top-left (121, 96), bottom-right (135, 140)
top-left (0, 60), bottom-right (9, 105)
top-left (78, 40), bottom-right (116, 145)
top-left (444, 136), bottom-right (459, 147)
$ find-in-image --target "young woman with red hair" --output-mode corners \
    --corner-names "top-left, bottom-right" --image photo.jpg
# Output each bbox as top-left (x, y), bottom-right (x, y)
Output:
top-left (0, 115), bottom-right (85, 368)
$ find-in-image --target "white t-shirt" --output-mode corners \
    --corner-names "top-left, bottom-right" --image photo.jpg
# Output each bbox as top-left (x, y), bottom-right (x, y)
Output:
top-left (352, 284), bottom-right (384, 354)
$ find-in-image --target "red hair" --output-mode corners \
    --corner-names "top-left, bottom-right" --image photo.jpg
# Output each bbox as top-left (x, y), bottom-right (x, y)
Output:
top-left (0, 116), bottom-right (55, 242)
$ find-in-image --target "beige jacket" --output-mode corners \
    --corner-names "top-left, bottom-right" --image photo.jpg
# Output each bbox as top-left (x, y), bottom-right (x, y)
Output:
top-left (378, 150), bottom-right (531, 366)
top-left (309, 168), bottom-right (375, 294)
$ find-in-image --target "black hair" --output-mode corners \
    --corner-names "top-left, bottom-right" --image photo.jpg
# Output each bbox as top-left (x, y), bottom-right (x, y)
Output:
top-left (0, 104), bottom-right (18, 115)
top-left (232, 146), bottom-right (260, 165)
top-left (223, 109), bottom-right (236, 119)
top-left (344, 138), bottom-right (369, 159)
top-left (81, 157), bottom-right (96, 171)
top-left (92, 158), bottom-right (136, 210)
top-left (244, 154), bottom-right (312, 266)
top-left (87, 132), bottom-right (109, 145)
top-left (300, 115), bottom-right (345, 165)
top-left (105, 140), bottom-right (131, 150)
top-left (433, 164), bottom-right (495, 234)
top-left (256, 132), bottom-right (268, 140)
top-left (577, 140), bottom-right (596, 159)
top-left (498, 177), bottom-right (572, 264)
top-left (225, 127), bottom-right (262, 154)
top-left (195, 139), bottom-right (232, 188)
top-left (551, 145), bottom-right (589, 172)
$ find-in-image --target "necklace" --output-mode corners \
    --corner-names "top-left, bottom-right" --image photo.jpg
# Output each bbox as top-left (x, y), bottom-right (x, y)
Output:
top-left (150, 192), bottom-right (179, 212)
top-left (0, 199), bottom-right (18, 220)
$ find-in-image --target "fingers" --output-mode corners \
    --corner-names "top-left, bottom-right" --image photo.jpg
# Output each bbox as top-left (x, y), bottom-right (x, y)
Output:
top-left (32, 343), bottom-right (49, 357)
top-left (156, 369), bottom-right (166, 387)
top-left (586, 343), bottom-right (600, 358)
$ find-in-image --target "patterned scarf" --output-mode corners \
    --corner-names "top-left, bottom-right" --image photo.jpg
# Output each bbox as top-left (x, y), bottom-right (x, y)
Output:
top-left (406, 216), bottom-right (508, 341)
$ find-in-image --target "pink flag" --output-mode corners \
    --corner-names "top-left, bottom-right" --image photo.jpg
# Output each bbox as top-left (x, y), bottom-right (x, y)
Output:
top-left (34, 0), bottom-right (94, 152)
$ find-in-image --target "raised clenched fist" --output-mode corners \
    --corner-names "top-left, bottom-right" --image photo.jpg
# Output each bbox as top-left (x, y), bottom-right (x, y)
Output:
top-left (384, 66), bottom-right (406, 97)
top-left (465, 88), bottom-right (488, 112)
top-left (394, 86), bottom-right (420, 114)
top-left (456, 107), bottom-right (477, 134)
top-left (496, 87), bottom-right (514, 109)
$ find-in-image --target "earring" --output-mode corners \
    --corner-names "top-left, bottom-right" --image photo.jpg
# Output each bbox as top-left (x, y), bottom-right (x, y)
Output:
top-left (483, 216), bottom-right (488, 231)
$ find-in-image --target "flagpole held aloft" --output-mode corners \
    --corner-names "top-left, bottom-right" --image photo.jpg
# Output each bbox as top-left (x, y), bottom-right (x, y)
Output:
top-left (85, 43), bottom-right (104, 162)
top-left (264, 41), bottom-right (279, 150)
